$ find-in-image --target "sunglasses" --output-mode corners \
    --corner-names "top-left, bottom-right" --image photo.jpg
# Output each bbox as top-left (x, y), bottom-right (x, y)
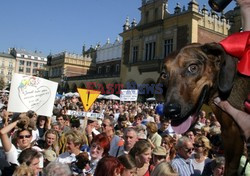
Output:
top-left (183, 147), bottom-right (194, 153)
top-left (194, 144), bottom-right (204, 148)
top-left (18, 135), bottom-right (31, 139)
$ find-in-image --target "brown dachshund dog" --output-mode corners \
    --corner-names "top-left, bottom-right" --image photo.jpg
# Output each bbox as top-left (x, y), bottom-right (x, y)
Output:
top-left (157, 43), bottom-right (250, 175)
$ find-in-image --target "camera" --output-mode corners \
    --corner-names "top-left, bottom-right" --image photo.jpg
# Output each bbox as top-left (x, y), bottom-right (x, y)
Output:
top-left (208, 0), bottom-right (232, 12)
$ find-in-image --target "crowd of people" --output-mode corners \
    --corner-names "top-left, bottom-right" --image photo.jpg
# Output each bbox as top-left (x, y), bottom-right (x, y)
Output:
top-left (0, 0), bottom-right (249, 176)
top-left (0, 92), bottom-right (246, 176)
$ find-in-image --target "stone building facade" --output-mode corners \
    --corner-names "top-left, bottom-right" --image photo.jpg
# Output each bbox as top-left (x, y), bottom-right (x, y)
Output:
top-left (119, 0), bottom-right (230, 99)
top-left (0, 52), bottom-right (16, 85)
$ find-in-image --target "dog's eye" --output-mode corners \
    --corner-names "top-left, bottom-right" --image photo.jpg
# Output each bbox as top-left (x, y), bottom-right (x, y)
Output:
top-left (187, 64), bottom-right (199, 74)
top-left (161, 72), bottom-right (168, 79)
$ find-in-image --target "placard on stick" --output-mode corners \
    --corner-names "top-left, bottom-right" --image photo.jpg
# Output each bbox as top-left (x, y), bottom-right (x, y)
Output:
top-left (77, 88), bottom-right (100, 111)
top-left (8, 73), bottom-right (58, 116)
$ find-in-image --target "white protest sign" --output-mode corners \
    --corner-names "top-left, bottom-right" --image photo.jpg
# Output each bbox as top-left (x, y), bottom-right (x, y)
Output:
top-left (7, 73), bottom-right (58, 116)
top-left (66, 110), bottom-right (102, 119)
top-left (120, 89), bottom-right (138, 101)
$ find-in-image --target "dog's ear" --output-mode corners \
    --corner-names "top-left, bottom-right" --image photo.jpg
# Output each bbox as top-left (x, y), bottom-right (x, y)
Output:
top-left (201, 43), bottom-right (237, 100)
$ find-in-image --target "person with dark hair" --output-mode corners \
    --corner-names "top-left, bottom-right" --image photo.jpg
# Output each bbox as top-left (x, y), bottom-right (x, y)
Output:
top-left (36, 115), bottom-right (49, 139)
top-left (114, 114), bottom-right (128, 131)
top-left (0, 114), bottom-right (34, 165)
top-left (17, 148), bottom-right (42, 176)
top-left (94, 156), bottom-right (124, 176)
top-left (118, 154), bottom-right (137, 176)
top-left (70, 152), bottom-right (90, 175)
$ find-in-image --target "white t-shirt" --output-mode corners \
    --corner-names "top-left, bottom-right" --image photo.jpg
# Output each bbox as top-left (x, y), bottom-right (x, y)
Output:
top-left (56, 151), bottom-right (77, 164)
top-left (190, 155), bottom-right (211, 175)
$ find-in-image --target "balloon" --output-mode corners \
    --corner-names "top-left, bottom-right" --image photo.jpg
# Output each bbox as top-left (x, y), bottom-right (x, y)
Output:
top-left (156, 104), bottom-right (164, 116)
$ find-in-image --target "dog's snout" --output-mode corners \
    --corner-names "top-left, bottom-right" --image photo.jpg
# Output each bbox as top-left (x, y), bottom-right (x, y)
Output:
top-left (164, 103), bottom-right (181, 119)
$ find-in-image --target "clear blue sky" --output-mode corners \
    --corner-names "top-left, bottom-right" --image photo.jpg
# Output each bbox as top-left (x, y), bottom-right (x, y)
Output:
top-left (0, 0), bottom-right (236, 55)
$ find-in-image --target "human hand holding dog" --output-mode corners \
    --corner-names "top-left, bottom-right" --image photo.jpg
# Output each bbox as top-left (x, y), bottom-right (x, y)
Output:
top-left (214, 97), bottom-right (250, 141)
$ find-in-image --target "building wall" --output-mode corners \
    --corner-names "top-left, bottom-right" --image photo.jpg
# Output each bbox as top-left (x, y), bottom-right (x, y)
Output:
top-left (0, 53), bottom-right (16, 84)
top-left (9, 48), bottom-right (47, 76)
top-left (120, 0), bottom-right (230, 88)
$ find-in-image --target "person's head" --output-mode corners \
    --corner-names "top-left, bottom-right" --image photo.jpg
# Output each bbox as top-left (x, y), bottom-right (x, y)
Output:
top-left (124, 127), bottom-right (138, 151)
top-left (201, 126), bottom-right (210, 136)
top-left (211, 157), bottom-right (225, 176)
top-left (94, 156), bottom-right (124, 176)
top-left (65, 130), bottom-right (85, 154)
top-left (36, 115), bottom-right (47, 127)
top-left (129, 139), bottom-right (152, 168)
top-left (194, 135), bottom-right (211, 156)
top-left (56, 115), bottom-right (65, 127)
top-left (152, 146), bottom-right (167, 165)
top-left (18, 148), bottom-right (42, 176)
top-left (205, 118), bottom-right (211, 127)
top-left (13, 163), bottom-right (34, 176)
top-left (146, 122), bottom-right (158, 135)
top-left (90, 133), bottom-right (110, 160)
top-left (160, 119), bottom-right (170, 130)
top-left (150, 162), bottom-right (178, 176)
top-left (134, 113), bottom-right (143, 126)
top-left (51, 122), bottom-right (61, 132)
top-left (135, 125), bottom-right (147, 139)
top-left (44, 129), bottom-right (58, 147)
top-left (44, 161), bottom-right (72, 176)
top-left (118, 154), bottom-right (137, 176)
top-left (185, 129), bottom-right (195, 144)
top-left (16, 129), bottom-right (32, 150)
top-left (118, 115), bottom-right (128, 128)
top-left (70, 117), bottom-right (80, 130)
top-left (102, 116), bottom-right (115, 135)
top-left (199, 110), bottom-right (206, 118)
top-left (176, 136), bottom-right (194, 159)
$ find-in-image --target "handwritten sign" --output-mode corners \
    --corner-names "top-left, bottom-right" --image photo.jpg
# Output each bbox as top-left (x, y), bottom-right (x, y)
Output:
top-left (7, 73), bottom-right (58, 116)
top-left (120, 89), bottom-right (138, 101)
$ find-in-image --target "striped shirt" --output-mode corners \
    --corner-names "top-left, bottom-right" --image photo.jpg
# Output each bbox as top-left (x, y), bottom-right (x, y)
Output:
top-left (171, 155), bottom-right (194, 176)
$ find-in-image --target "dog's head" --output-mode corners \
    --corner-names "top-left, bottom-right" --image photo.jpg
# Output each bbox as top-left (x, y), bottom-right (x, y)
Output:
top-left (157, 43), bottom-right (237, 134)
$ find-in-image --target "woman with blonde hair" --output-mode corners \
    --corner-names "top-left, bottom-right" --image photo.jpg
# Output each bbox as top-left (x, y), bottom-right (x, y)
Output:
top-left (13, 163), bottom-right (34, 176)
top-left (146, 122), bottom-right (162, 148)
top-left (151, 162), bottom-right (178, 176)
top-left (190, 135), bottom-right (212, 175)
top-left (37, 129), bottom-right (60, 156)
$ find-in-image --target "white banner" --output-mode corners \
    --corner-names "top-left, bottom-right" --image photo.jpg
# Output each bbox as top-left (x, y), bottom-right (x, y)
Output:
top-left (7, 73), bottom-right (58, 117)
top-left (67, 110), bottom-right (102, 119)
top-left (120, 89), bottom-right (138, 101)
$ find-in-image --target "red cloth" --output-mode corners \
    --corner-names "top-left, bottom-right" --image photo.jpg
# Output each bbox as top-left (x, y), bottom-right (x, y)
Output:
top-left (219, 31), bottom-right (250, 76)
